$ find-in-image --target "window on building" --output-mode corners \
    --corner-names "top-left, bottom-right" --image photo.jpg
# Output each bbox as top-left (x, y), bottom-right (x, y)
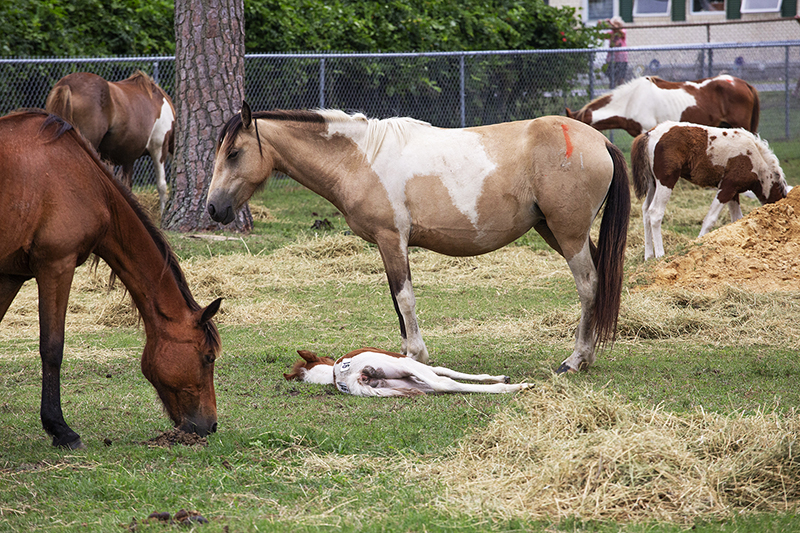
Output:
top-left (692, 0), bottom-right (725, 12)
top-left (741, 0), bottom-right (781, 12)
top-left (634, 0), bottom-right (671, 15)
top-left (589, 0), bottom-right (614, 20)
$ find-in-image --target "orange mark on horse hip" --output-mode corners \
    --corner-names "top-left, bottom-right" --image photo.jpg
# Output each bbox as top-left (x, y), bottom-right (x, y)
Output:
top-left (561, 124), bottom-right (573, 158)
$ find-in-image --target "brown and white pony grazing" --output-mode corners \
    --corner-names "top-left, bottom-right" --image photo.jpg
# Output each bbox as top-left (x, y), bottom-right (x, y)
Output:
top-left (45, 70), bottom-right (175, 213)
top-left (284, 348), bottom-right (532, 396)
top-left (0, 110), bottom-right (221, 449)
top-left (207, 102), bottom-right (631, 374)
top-left (631, 121), bottom-right (787, 260)
top-left (565, 75), bottom-right (760, 137)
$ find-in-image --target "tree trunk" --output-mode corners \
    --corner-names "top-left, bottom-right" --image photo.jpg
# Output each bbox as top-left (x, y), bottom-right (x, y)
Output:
top-left (163, 0), bottom-right (252, 232)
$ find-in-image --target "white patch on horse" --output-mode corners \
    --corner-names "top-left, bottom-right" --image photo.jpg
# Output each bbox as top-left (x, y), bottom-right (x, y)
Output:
top-left (147, 98), bottom-right (173, 155)
top-left (324, 115), bottom-right (497, 229)
top-left (592, 77), bottom-right (696, 131)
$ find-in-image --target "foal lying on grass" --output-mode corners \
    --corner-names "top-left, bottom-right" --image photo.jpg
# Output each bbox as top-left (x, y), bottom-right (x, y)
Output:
top-left (284, 348), bottom-right (532, 397)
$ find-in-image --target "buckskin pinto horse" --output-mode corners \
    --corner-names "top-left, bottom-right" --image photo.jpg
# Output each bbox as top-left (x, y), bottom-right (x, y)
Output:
top-left (207, 102), bottom-right (630, 373)
top-left (284, 348), bottom-right (532, 396)
top-left (565, 75), bottom-right (760, 137)
top-left (45, 70), bottom-right (175, 213)
top-left (0, 110), bottom-right (222, 449)
top-left (631, 121), bottom-right (787, 260)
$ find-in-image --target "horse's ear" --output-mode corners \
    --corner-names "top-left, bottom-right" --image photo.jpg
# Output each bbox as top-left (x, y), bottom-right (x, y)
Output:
top-left (565, 108), bottom-right (574, 118)
top-left (200, 297), bottom-right (223, 324)
top-left (241, 100), bottom-right (252, 129)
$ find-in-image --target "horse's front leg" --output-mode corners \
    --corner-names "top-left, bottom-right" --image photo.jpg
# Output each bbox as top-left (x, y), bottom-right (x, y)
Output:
top-left (36, 266), bottom-right (84, 449)
top-left (557, 242), bottom-right (597, 373)
top-left (376, 237), bottom-right (429, 363)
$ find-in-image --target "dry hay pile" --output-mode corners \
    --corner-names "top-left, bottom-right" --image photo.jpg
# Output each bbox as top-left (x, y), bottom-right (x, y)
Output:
top-left (638, 187), bottom-right (800, 293)
top-left (428, 379), bottom-right (800, 523)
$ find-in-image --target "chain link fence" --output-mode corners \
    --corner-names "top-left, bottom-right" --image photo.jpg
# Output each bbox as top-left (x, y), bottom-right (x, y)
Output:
top-left (1, 40), bottom-right (798, 187)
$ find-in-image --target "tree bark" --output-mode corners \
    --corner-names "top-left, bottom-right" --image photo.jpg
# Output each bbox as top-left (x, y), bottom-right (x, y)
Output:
top-left (164, 0), bottom-right (252, 232)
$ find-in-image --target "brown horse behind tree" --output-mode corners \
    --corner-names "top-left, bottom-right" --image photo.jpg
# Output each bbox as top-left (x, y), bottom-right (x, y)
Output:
top-left (0, 110), bottom-right (222, 449)
top-left (45, 70), bottom-right (175, 213)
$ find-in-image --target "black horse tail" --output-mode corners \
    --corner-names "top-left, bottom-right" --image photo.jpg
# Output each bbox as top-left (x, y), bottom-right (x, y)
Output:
top-left (629, 131), bottom-right (653, 200)
top-left (45, 84), bottom-right (74, 125)
top-left (592, 142), bottom-right (631, 349)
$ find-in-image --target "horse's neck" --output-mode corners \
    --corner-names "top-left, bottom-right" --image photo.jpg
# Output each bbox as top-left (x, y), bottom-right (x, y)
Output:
top-left (95, 198), bottom-right (188, 332)
top-left (262, 121), bottom-right (357, 210)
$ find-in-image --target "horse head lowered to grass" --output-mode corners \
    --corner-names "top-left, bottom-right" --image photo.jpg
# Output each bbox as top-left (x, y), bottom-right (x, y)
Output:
top-left (45, 70), bottom-right (175, 213)
top-left (565, 75), bottom-right (760, 137)
top-left (0, 110), bottom-right (222, 449)
top-left (631, 121), bottom-right (788, 260)
top-left (207, 102), bottom-right (630, 373)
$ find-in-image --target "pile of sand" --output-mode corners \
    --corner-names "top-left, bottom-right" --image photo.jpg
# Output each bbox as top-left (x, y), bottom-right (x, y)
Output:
top-left (637, 187), bottom-right (800, 292)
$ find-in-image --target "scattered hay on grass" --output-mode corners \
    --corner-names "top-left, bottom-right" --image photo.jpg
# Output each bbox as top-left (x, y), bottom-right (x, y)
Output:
top-left (427, 378), bottom-right (800, 523)
top-left (618, 286), bottom-right (800, 348)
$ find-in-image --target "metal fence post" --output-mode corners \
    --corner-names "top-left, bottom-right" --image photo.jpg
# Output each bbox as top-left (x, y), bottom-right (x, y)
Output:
top-left (319, 57), bottom-right (326, 109)
top-left (460, 54), bottom-right (466, 128)
top-left (153, 61), bottom-right (159, 86)
top-left (786, 46), bottom-right (791, 139)
top-left (588, 51), bottom-right (595, 101)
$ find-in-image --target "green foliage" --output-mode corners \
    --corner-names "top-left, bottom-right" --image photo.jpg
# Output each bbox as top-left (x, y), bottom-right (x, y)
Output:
top-left (0, 0), bottom-right (600, 57)
top-left (0, 0), bottom-right (175, 57)
top-left (245, 0), bottom-right (601, 52)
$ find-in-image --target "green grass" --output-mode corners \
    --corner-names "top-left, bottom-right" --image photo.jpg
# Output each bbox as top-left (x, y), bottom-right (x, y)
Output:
top-left (2, 131), bottom-right (800, 532)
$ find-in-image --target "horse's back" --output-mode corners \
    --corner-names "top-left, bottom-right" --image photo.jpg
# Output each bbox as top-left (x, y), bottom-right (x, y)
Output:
top-left (0, 112), bottom-right (113, 273)
top-left (46, 72), bottom-right (113, 149)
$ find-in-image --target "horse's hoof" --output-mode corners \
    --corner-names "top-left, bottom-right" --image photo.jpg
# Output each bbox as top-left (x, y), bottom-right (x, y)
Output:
top-left (555, 363), bottom-right (577, 374)
top-left (53, 437), bottom-right (85, 450)
top-left (503, 375), bottom-right (511, 384)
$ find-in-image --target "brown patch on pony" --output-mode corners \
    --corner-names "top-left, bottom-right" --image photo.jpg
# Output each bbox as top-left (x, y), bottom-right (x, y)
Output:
top-left (336, 347), bottom-right (408, 365)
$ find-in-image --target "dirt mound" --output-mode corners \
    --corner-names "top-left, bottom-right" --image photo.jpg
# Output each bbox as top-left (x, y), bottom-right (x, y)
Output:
top-left (143, 428), bottom-right (208, 448)
top-left (636, 187), bottom-right (800, 292)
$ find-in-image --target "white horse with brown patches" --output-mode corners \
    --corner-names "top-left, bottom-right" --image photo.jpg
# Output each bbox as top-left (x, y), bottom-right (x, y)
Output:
top-left (631, 121), bottom-right (787, 260)
top-left (207, 102), bottom-right (631, 373)
top-left (284, 348), bottom-right (532, 396)
top-left (566, 75), bottom-right (760, 137)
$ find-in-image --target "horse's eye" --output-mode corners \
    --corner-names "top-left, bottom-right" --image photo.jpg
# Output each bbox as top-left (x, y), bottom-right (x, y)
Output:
top-left (228, 149), bottom-right (240, 160)
top-left (205, 353), bottom-right (216, 365)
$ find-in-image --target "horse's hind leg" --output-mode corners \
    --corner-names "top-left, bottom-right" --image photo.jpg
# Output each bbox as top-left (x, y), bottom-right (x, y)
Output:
top-left (557, 241), bottom-right (598, 373)
top-left (377, 236), bottom-right (430, 363)
top-left (36, 266), bottom-right (84, 449)
top-left (643, 183), bottom-right (673, 259)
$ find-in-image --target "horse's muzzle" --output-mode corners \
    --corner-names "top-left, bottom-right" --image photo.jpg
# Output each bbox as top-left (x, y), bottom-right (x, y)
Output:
top-left (207, 201), bottom-right (235, 225)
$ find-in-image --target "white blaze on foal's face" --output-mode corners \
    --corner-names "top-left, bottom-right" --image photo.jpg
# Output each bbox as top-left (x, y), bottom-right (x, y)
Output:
top-left (323, 118), bottom-right (497, 230)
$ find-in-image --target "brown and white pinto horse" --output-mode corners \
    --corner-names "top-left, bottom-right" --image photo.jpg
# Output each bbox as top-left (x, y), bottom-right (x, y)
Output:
top-left (0, 110), bottom-right (222, 449)
top-left (45, 70), bottom-right (175, 213)
top-left (285, 348), bottom-right (532, 396)
top-left (631, 121), bottom-right (787, 260)
top-left (566, 75), bottom-right (760, 137)
top-left (207, 102), bottom-right (631, 373)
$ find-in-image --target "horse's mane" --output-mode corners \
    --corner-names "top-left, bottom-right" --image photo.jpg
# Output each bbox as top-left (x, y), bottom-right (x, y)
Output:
top-left (31, 109), bottom-right (220, 351)
top-left (125, 70), bottom-right (158, 98)
top-left (317, 109), bottom-right (431, 164)
top-left (752, 134), bottom-right (785, 179)
top-left (217, 107), bottom-right (431, 164)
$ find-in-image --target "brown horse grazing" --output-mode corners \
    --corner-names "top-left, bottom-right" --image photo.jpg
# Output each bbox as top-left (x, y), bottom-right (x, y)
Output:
top-left (565, 75), bottom-right (760, 137)
top-left (0, 110), bottom-right (222, 449)
top-left (45, 71), bottom-right (175, 213)
top-left (207, 102), bottom-right (630, 373)
top-left (630, 121), bottom-right (787, 260)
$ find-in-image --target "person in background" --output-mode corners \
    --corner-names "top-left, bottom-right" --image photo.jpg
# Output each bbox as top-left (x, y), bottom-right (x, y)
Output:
top-left (605, 16), bottom-right (628, 89)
